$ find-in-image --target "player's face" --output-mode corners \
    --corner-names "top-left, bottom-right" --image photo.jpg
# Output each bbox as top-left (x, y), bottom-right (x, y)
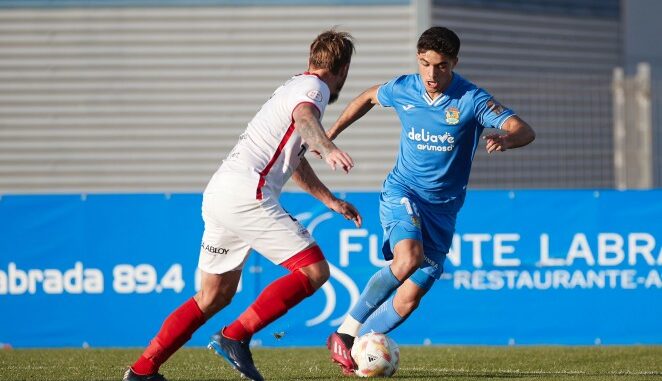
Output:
top-left (417, 50), bottom-right (457, 96)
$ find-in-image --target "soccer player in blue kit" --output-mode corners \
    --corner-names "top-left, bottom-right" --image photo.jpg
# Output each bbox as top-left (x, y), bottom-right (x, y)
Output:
top-left (326, 26), bottom-right (535, 374)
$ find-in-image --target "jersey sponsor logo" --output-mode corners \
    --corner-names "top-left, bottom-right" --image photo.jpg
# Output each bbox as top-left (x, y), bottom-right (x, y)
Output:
top-left (407, 127), bottom-right (455, 144)
top-left (201, 242), bottom-right (229, 255)
top-left (401, 104), bottom-right (415, 111)
top-left (407, 127), bottom-right (456, 152)
top-left (486, 99), bottom-right (505, 116)
top-left (307, 90), bottom-right (323, 102)
top-left (445, 106), bottom-right (460, 125)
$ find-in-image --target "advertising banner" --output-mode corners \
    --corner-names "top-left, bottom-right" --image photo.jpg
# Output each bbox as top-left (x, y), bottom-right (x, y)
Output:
top-left (0, 191), bottom-right (660, 348)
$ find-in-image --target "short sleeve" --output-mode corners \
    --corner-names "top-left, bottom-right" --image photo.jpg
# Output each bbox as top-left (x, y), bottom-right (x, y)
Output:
top-left (288, 76), bottom-right (330, 118)
top-left (473, 88), bottom-right (515, 129)
top-left (376, 76), bottom-right (403, 108)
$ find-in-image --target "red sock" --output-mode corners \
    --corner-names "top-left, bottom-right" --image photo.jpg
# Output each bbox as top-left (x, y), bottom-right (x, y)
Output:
top-left (224, 246), bottom-right (323, 341)
top-left (224, 270), bottom-right (314, 341)
top-left (132, 298), bottom-right (206, 375)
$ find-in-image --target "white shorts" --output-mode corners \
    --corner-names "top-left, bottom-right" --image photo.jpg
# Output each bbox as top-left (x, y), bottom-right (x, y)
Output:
top-left (198, 172), bottom-right (316, 274)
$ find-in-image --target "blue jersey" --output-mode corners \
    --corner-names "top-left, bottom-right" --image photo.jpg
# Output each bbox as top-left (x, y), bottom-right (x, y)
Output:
top-left (377, 72), bottom-right (514, 209)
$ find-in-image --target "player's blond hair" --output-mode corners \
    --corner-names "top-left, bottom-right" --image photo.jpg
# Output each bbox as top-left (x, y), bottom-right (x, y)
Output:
top-left (309, 29), bottom-right (355, 75)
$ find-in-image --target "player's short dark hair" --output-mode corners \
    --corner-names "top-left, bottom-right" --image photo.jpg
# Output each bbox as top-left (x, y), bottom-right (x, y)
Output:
top-left (417, 26), bottom-right (460, 58)
top-left (309, 29), bottom-right (355, 75)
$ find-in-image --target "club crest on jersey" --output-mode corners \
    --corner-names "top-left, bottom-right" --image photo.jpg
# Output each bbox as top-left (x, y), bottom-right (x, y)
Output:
top-left (307, 90), bottom-right (323, 102)
top-left (445, 106), bottom-right (460, 125)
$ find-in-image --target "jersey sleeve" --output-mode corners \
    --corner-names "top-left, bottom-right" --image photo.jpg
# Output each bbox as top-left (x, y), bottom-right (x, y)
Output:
top-left (473, 88), bottom-right (515, 129)
top-left (288, 76), bottom-right (330, 118)
top-left (376, 75), bottom-right (405, 108)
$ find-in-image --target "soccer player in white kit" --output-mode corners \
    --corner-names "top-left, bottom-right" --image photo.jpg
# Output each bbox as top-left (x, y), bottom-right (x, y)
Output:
top-left (124, 30), bottom-right (361, 381)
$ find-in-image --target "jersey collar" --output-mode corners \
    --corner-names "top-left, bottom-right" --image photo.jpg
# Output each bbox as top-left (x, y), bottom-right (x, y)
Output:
top-left (419, 72), bottom-right (459, 107)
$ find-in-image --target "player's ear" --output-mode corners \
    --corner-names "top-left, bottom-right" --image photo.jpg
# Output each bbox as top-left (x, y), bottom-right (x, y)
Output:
top-left (451, 56), bottom-right (459, 69)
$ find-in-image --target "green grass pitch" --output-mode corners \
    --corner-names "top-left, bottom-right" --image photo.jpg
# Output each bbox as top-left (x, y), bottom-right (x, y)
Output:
top-left (1, 346), bottom-right (661, 380)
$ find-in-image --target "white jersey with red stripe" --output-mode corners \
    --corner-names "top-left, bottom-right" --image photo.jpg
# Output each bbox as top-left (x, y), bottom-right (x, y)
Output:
top-left (206, 73), bottom-right (330, 200)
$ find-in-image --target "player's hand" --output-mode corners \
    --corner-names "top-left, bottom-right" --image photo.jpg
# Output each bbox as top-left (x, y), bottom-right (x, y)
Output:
top-left (483, 133), bottom-right (508, 154)
top-left (329, 198), bottom-right (362, 228)
top-left (325, 147), bottom-right (354, 173)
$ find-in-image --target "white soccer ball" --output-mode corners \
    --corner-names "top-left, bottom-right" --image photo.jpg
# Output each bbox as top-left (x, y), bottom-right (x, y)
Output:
top-left (351, 332), bottom-right (400, 377)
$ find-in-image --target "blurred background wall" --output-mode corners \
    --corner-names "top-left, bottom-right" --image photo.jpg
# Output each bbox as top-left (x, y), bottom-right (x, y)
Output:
top-left (1, 0), bottom-right (658, 194)
top-left (622, 0), bottom-right (662, 188)
top-left (433, 0), bottom-right (619, 189)
top-left (0, 0), bottom-right (412, 193)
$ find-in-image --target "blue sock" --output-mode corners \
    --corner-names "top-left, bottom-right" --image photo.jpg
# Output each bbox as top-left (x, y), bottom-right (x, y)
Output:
top-left (350, 266), bottom-right (402, 323)
top-left (359, 295), bottom-right (405, 335)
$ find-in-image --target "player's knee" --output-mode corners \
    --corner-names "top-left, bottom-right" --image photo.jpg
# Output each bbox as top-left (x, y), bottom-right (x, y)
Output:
top-left (411, 249), bottom-right (425, 267)
top-left (392, 246), bottom-right (424, 278)
top-left (300, 259), bottom-right (329, 290)
top-left (394, 240), bottom-right (424, 262)
top-left (282, 245), bottom-right (328, 289)
top-left (391, 259), bottom-right (420, 280)
top-left (194, 288), bottom-right (234, 316)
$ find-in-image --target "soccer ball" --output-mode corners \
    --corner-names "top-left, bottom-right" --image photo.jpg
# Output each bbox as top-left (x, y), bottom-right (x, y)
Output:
top-left (351, 332), bottom-right (400, 377)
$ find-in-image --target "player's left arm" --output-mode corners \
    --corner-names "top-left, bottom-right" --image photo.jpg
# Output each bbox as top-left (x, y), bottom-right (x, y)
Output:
top-left (292, 157), bottom-right (362, 227)
top-left (327, 84), bottom-right (380, 141)
top-left (483, 115), bottom-right (536, 154)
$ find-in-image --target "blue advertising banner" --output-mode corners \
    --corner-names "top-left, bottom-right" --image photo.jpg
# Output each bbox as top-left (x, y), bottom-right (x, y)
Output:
top-left (0, 191), bottom-right (661, 348)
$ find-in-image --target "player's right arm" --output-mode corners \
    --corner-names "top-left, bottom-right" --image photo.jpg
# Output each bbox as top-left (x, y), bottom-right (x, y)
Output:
top-left (292, 102), bottom-right (354, 173)
top-left (327, 84), bottom-right (381, 140)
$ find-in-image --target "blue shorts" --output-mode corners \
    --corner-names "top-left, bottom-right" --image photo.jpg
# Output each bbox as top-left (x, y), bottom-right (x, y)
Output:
top-left (379, 189), bottom-right (457, 280)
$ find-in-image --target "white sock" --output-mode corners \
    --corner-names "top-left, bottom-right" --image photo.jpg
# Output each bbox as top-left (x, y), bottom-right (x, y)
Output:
top-left (337, 315), bottom-right (362, 337)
